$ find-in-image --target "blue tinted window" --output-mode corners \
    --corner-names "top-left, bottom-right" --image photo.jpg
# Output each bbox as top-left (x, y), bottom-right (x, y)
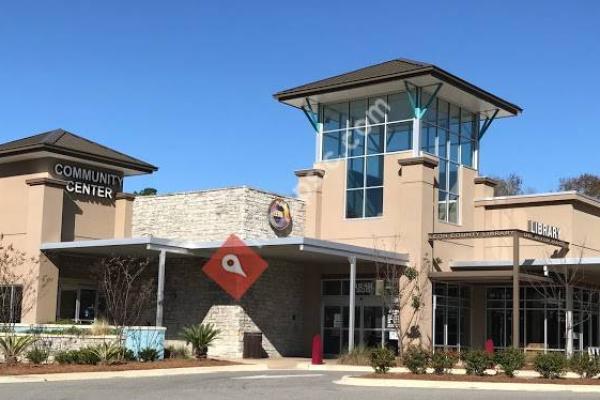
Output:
top-left (348, 128), bottom-right (366, 157)
top-left (386, 122), bottom-right (412, 152)
top-left (323, 103), bottom-right (348, 131)
top-left (388, 93), bottom-right (412, 121)
top-left (349, 99), bottom-right (367, 127)
top-left (366, 156), bottom-right (383, 187)
top-left (421, 123), bottom-right (436, 154)
top-left (346, 190), bottom-right (364, 218)
top-left (322, 131), bottom-right (346, 159)
top-left (365, 188), bottom-right (383, 217)
top-left (367, 125), bottom-right (384, 155)
top-left (347, 158), bottom-right (364, 189)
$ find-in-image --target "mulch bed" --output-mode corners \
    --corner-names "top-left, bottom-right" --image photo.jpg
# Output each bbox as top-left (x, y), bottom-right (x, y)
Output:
top-left (361, 372), bottom-right (600, 385)
top-left (0, 358), bottom-right (237, 376)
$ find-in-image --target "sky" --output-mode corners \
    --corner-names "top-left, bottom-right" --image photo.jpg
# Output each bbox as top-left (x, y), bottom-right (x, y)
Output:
top-left (0, 1), bottom-right (598, 195)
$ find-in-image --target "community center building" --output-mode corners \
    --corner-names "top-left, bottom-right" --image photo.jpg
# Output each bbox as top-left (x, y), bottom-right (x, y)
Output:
top-left (1, 58), bottom-right (600, 358)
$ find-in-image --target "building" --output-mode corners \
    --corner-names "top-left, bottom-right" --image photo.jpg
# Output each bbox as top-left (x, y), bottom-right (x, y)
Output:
top-left (1, 58), bottom-right (600, 358)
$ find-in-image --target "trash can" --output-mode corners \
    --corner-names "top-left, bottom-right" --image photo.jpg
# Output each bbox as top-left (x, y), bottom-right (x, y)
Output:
top-left (243, 332), bottom-right (264, 358)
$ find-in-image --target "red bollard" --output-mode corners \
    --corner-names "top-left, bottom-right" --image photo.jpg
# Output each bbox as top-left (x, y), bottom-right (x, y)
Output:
top-left (311, 334), bottom-right (323, 365)
top-left (485, 338), bottom-right (494, 354)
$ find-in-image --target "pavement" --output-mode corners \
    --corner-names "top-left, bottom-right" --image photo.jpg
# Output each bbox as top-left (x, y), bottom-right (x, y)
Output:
top-left (0, 370), bottom-right (598, 400)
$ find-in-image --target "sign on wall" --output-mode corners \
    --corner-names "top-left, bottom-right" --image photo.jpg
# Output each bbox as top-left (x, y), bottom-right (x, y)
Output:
top-left (54, 163), bottom-right (122, 200)
top-left (528, 220), bottom-right (560, 240)
top-left (268, 198), bottom-right (292, 235)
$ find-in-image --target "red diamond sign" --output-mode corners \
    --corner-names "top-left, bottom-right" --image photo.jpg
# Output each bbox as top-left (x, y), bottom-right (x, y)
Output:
top-left (202, 234), bottom-right (268, 301)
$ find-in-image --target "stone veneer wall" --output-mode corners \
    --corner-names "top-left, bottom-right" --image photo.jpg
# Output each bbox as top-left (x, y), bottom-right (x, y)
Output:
top-left (163, 258), bottom-right (307, 358)
top-left (131, 186), bottom-right (305, 241)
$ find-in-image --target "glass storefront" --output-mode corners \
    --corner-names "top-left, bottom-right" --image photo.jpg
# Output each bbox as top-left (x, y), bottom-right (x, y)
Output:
top-left (433, 283), bottom-right (471, 350)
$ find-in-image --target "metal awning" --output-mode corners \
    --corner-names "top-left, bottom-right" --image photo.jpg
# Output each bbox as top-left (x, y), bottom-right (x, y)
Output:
top-left (429, 270), bottom-right (554, 284)
top-left (40, 236), bottom-right (409, 266)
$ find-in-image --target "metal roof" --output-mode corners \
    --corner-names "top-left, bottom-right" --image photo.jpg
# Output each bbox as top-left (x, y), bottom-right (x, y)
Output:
top-left (0, 129), bottom-right (157, 174)
top-left (41, 236), bottom-right (410, 265)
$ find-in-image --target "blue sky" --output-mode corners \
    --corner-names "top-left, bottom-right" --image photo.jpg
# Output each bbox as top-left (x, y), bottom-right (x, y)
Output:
top-left (0, 1), bottom-right (598, 195)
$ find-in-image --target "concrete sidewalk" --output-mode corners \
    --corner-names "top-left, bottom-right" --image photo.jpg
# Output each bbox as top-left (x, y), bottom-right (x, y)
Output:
top-left (336, 375), bottom-right (600, 393)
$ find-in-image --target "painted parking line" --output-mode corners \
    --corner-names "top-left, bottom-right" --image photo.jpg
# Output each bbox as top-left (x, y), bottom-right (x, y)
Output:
top-left (232, 374), bottom-right (324, 380)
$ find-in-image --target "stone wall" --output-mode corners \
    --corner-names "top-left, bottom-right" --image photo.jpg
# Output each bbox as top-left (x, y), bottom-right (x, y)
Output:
top-left (132, 186), bottom-right (305, 241)
top-left (163, 258), bottom-right (307, 358)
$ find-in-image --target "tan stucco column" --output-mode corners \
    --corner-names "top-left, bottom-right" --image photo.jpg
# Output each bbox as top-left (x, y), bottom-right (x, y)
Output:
top-left (25, 177), bottom-right (67, 323)
top-left (397, 155), bottom-right (437, 350)
top-left (294, 169), bottom-right (325, 238)
top-left (114, 192), bottom-right (136, 238)
top-left (473, 176), bottom-right (498, 259)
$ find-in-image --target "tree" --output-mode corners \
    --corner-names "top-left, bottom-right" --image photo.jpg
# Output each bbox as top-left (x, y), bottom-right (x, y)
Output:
top-left (96, 256), bottom-right (155, 327)
top-left (559, 174), bottom-right (600, 199)
top-left (134, 188), bottom-right (158, 196)
top-left (492, 173), bottom-right (524, 196)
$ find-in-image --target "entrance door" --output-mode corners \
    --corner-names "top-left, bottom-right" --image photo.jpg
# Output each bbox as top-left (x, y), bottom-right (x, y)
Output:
top-left (57, 285), bottom-right (98, 323)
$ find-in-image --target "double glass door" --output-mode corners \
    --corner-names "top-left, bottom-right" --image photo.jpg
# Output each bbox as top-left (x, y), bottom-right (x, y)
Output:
top-left (322, 303), bottom-right (397, 355)
top-left (58, 286), bottom-right (103, 323)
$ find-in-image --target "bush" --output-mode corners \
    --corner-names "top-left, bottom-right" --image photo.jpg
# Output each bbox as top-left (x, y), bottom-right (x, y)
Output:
top-left (26, 346), bottom-right (49, 365)
top-left (403, 346), bottom-right (429, 374)
top-left (338, 346), bottom-right (373, 366)
top-left (569, 353), bottom-right (600, 379)
top-left (534, 353), bottom-right (567, 379)
top-left (164, 345), bottom-right (191, 360)
top-left (0, 335), bottom-right (38, 365)
top-left (77, 347), bottom-right (101, 365)
top-left (180, 323), bottom-right (221, 359)
top-left (138, 347), bottom-right (159, 362)
top-left (54, 350), bottom-right (78, 365)
top-left (430, 351), bottom-right (458, 375)
top-left (121, 348), bottom-right (137, 362)
top-left (369, 347), bottom-right (396, 374)
top-left (462, 350), bottom-right (492, 376)
top-left (88, 341), bottom-right (122, 365)
top-left (495, 348), bottom-right (526, 377)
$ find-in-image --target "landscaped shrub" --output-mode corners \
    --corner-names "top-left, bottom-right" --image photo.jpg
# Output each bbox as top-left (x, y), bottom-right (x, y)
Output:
top-left (26, 346), bottom-right (49, 365)
top-left (54, 350), bottom-right (78, 364)
top-left (138, 347), bottom-right (159, 362)
top-left (121, 348), bottom-right (137, 362)
top-left (0, 335), bottom-right (38, 365)
top-left (462, 350), bottom-right (492, 376)
top-left (369, 347), bottom-right (396, 374)
top-left (180, 323), bottom-right (221, 359)
top-left (88, 341), bottom-right (122, 365)
top-left (494, 348), bottom-right (526, 377)
top-left (534, 352), bottom-right (567, 379)
top-left (78, 347), bottom-right (101, 365)
top-left (164, 345), bottom-right (191, 360)
top-left (338, 346), bottom-right (373, 366)
top-left (430, 351), bottom-right (458, 375)
top-left (403, 346), bottom-right (429, 374)
top-left (569, 353), bottom-right (600, 379)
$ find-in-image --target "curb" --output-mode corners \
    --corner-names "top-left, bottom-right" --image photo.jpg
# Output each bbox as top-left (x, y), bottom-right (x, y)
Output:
top-left (0, 364), bottom-right (269, 384)
top-left (335, 375), bottom-right (600, 393)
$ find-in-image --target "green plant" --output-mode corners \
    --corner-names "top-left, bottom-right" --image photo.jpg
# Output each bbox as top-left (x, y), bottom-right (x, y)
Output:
top-left (25, 346), bottom-right (49, 365)
top-left (121, 348), bottom-right (137, 361)
top-left (0, 335), bottom-right (38, 365)
top-left (138, 347), bottom-right (159, 362)
top-left (77, 347), bottom-right (101, 365)
top-left (63, 326), bottom-right (85, 336)
top-left (534, 353), bottom-right (567, 379)
top-left (569, 353), bottom-right (600, 379)
top-left (338, 346), bottom-right (373, 366)
top-left (430, 351), bottom-right (458, 375)
top-left (54, 350), bottom-right (75, 365)
top-left (369, 347), bottom-right (396, 374)
top-left (88, 341), bottom-right (122, 365)
top-left (462, 350), bottom-right (492, 376)
top-left (403, 346), bottom-right (429, 374)
top-left (495, 348), bottom-right (526, 377)
top-left (90, 319), bottom-right (113, 336)
top-left (164, 345), bottom-right (191, 359)
top-left (180, 323), bottom-right (221, 359)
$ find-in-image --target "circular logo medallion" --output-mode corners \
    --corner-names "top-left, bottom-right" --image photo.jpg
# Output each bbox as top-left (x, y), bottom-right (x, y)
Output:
top-left (268, 198), bottom-right (292, 233)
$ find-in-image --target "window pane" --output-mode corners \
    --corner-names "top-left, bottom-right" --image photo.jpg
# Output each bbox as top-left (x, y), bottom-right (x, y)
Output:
top-left (349, 99), bottom-right (367, 127)
top-left (79, 289), bottom-right (96, 321)
top-left (449, 162), bottom-right (459, 194)
top-left (437, 100), bottom-right (449, 130)
top-left (368, 97), bottom-right (387, 124)
top-left (323, 103), bottom-right (348, 131)
top-left (421, 123), bottom-right (436, 154)
top-left (323, 281), bottom-right (341, 296)
top-left (461, 110), bottom-right (475, 141)
top-left (448, 194), bottom-right (459, 223)
top-left (388, 93), bottom-right (412, 121)
top-left (450, 104), bottom-right (460, 133)
top-left (438, 129), bottom-right (447, 159)
top-left (438, 161), bottom-right (447, 191)
top-left (367, 125), bottom-right (384, 155)
top-left (366, 155), bottom-right (383, 187)
top-left (425, 97), bottom-right (437, 124)
top-left (450, 132), bottom-right (459, 162)
top-left (322, 130), bottom-right (346, 160)
top-left (348, 128), bottom-right (366, 157)
top-left (346, 189), bottom-right (364, 218)
top-left (365, 188), bottom-right (383, 217)
top-left (461, 139), bottom-right (474, 167)
top-left (438, 191), bottom-right (447, 221)
top-left (386, 122), bottom-right (412, 152)
top-left (347, 158), bottom-right (364, 188)
top-left (59, 290), bottom-right (77, 320)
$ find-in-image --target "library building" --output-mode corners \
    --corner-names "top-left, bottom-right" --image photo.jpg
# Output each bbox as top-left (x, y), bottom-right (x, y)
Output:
top-left (1, 58), bottom-right (600, 358)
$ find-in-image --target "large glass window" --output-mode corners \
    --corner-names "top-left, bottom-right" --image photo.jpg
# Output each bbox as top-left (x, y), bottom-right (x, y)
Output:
top-left (0, 285), bottom-right (22, 323)
top-left (433, 283), bottom-right (470, 350)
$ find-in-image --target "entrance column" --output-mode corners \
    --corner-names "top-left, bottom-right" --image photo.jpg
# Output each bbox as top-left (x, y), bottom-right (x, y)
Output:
top-left (512, 232), bottom-right (520, 349)
top-left (348, 256), bottom-right (357, 352)
top-left (155, 250), bottom-right (166, 327)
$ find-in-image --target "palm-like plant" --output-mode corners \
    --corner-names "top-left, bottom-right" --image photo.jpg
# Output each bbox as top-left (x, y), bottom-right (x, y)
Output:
top-left (88, 341), bottom-right (123, 365)
top-left (180, 323), bottom-right (221, 359)
top-left (0, 334), bottom-right (38, 365)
